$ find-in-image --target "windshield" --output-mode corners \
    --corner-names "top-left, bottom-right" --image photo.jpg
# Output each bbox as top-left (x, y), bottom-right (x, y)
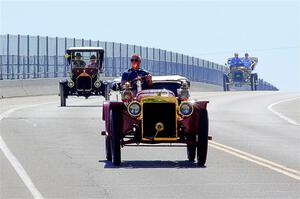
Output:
top-left (66, 51), bottom-right (102, 69)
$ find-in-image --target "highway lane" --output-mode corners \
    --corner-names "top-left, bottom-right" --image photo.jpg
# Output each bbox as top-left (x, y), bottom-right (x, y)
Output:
top-left (270, 98), bottom-right (300, 124)
top-left (191, 91), bottom-right (300, 171)
top-left (0, 92), bottom-right (299, 199)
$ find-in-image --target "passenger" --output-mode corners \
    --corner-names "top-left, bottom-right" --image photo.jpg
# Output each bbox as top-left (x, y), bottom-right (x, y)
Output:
top-left (242, 53), bottom-right (254, 69)
top-left (86, 55), bottom-right (103, 72)
top-left (73, 53), bottom-right (86, 68)
top-left (229, 53), bottom-right (243, 68)
top-left (121, 54), bottom-right (152, 93)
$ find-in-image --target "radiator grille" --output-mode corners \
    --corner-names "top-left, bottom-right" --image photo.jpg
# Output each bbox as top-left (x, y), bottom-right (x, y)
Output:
top-left (233, 71), bottom-right (244, 82)
top-left (76, 76), bottom-right (92, 90)
top-left (142, 103), bottom-right (177, 140)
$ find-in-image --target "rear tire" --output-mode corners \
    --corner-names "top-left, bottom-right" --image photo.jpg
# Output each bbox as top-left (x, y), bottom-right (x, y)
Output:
top-left (59, 83), bottom-right (66, 107)
top-left (104, 83), bottom-right (110, 101)
top-left (250, 74), bottom-right (258, 91)
top-left (110, 109), bottom-right (121, 166)
top-left (197, 109), bottom-right (209, 166)
top-left (254, 74), bottom-right (258, 91)
top-left (105, 135), bottom-right (112, 161)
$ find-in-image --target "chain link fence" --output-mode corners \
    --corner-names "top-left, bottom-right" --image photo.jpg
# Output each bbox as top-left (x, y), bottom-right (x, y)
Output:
top-left (0, 34), bottom-right (278, 90)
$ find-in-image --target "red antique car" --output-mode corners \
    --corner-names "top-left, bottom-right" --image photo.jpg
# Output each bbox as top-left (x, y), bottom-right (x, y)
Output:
top-left (102, 75), bottom-right (210, 166)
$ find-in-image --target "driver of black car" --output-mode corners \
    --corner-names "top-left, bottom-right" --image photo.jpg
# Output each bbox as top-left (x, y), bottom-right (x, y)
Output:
top-left (73, 53), bottom-right (86, 68)
top-left (121, 54), bottom-right (152, 93)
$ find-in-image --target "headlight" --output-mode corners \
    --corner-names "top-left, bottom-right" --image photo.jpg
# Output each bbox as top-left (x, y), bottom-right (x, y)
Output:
top-left (127, 101), bottom-right (141, 117)
top-left (68, 81), bottom-right (74, 88)
top-left (94, 81), bottom-right (101, 88)
top-left (179, 102), bottom-right (193, 117)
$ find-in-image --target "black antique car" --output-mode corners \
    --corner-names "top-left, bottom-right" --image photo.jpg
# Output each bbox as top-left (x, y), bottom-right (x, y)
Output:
top-left (223, 57), bottom-right (258, 91)
top-left (102, 75), bottom-right (210, 166)
top-left (59, 47), bottom-right (110, 106)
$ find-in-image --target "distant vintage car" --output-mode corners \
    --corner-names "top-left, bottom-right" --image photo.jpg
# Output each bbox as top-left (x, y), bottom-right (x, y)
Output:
top-left (223, 57), bottom-right (258, 91)
top-left (102, 75), bottom-right (210, 166)
top-left (59, 47), bottom-right (110, 106)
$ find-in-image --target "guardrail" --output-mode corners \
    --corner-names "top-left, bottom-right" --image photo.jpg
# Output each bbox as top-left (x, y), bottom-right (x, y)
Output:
top-left (0, 34), bottom-right (278, 91)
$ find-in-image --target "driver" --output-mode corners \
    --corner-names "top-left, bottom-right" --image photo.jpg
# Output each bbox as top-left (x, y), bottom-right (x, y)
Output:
top-left (73, 53), bottom-right (86, 68)
top-left (242, 53), bottom-right (254, 70)
top-left (121, 54), bottom-right (152, 93)
top-left (229, 53), bottom-right (243, 68)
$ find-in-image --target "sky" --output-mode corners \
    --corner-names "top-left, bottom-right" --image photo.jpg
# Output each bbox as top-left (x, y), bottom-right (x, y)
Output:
top-left (0, 0), bottom-right (299, 91)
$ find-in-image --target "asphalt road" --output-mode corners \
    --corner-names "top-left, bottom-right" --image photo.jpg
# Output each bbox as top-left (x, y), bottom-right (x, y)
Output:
top-left (0, 91), bottom-right (299, 199)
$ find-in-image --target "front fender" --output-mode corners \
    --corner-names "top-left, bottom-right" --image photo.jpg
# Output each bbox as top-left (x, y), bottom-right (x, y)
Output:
top-left (181, 101), bottom-right (209, 133)
top-left (102, 101), bottom-right (124, 135)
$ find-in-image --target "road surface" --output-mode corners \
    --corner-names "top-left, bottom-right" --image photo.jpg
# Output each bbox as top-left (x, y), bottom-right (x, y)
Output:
top-left (0, 91), bottom-right (299, 198)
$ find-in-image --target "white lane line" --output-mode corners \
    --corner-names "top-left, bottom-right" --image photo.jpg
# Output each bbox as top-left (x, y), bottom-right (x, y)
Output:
top-left (267, 97), bottom-right (300, 126)
top-left (0, 102), bottom-right (54, 199)
top-left (0, 137), bottom-right (44, 199)
top-left (209, 141), bottom-right (300, 181)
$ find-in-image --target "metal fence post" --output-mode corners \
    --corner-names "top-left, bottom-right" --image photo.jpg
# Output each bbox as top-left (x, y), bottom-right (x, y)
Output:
top-left (17, 34), bottom-right (20, 79)
top-left (119, 43), bottom-right (122, 75)
top-left (36, 35), bottom-right (40, 78)
top-left (158, 48), bottom-right (161, 75)
top-left (186, 56), bottom-right (189, 79)
top-left (170, 52), bottom-right (172, 74)
top-left (33, 55), bottom-right (36, 78)
top-left (55, 36), bottom-right (58, 77)
top-left (164, 50), bottom-right (167, 75)
top-left (6, 34), bottom-right (10, 79)
top-left (11, 55), bottom-right (14, 79)
top-left (73, 38), bottom-right (75, 46)
top-left (146, 47), bottom-right (148, 70)
top-left (197, 58), bottom-right (199, 81)
top-left (202, 59), bottom-right (205, 82)
top-left (112, 42), bottom-right (115, 76)
top-left (27, 35), bottom-right (30, 79)
top-left (104, 41), bottom-right (107, 76)
top-left (152, 48), bottom-right (155, 74)
top-left (181, 54), bottom-right (184, 76)
top-left (64, 37), bottom-right (67, 77)
top-left (81, 38), bottom-right (84, 46)
top-left (191, 57), bottom-right (194, 81)
top-left (45, 36), bottom-right (49, 78)
top-left (23, 56), bottom-right (26, 79)
top-left (175, 52), bottom-right (178, 74)
top-left (0, 55), bottom-right (2, 80)
top-left (126, 44), bottom-right (129, 68)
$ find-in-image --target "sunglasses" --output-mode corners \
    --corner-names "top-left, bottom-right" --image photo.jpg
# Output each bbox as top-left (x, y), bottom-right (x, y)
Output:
top-left (131, 59), bottom-right (140, 62)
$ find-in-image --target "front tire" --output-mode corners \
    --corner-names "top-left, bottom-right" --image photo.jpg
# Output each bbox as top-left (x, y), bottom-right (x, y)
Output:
top-left (187, 134), bottom-right (196, 162)
top-left (197, 109), bottom-right (209, 166)
top-left (59, 83), bottom-right (66, 107)
top-left (110, 109), bottom-right (121, 166)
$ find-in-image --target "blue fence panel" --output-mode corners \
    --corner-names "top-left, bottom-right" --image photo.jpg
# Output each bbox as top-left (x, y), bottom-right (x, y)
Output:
top-left (0, 34), bottom-right (278, 90)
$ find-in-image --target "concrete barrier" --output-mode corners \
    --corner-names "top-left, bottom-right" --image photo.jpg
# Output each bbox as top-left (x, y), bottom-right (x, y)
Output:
top-left (190, 82), bottom-right (223, 92)
top-left (0, 78), bottom-right (60, 98)
top-left (0, 77), bottom-right (223, 98)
